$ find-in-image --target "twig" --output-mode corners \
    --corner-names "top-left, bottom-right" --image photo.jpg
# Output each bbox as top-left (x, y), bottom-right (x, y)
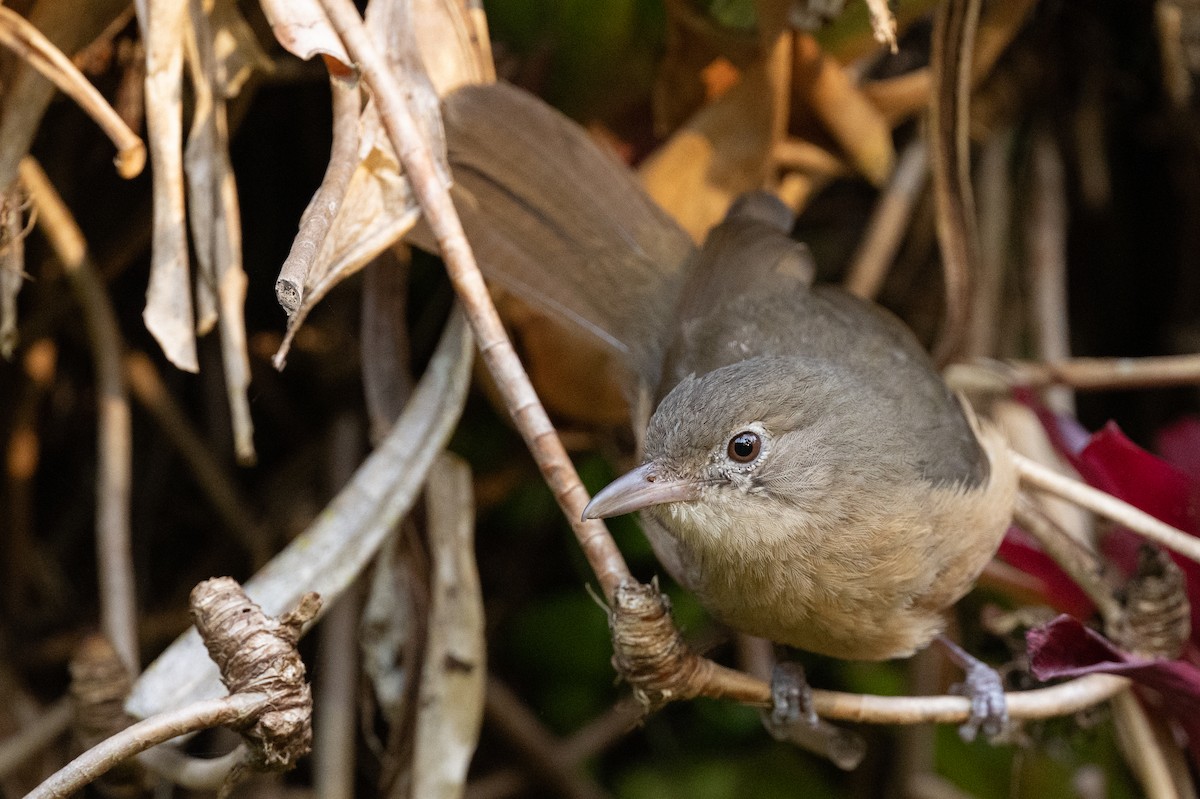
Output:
top-left (314, 587), bottom-right (361, 799)
top-left (1111, 691), bottom-right (1186, 799)
top-left (26, 693), bottom-right (269, 799)
top-left (813, 673), bottom-right (1129, 724)
top-left (928, 0), bottom-right (981, 364)
top-left (967, 126), bottom-right (1013, 358)
top-left (316, 0), bottom-right (632, 601)
top-left (1026, 132), bottom-right (1073, 414)
top-left (844, 139), bottom-right (929, 299)
top-left (1013, 452), bottom-right (1200, 566)
top-left (1012, 498), bottom-right (1121, 622)
top-left (949, 354), bottom-right (1200, 393)
top-left (0, 697), bottom-right (70, 779)
top-left (20, 156), bottom-right (137, 676)
top-left (0, 6), bottom-right (144, 178)
top-left (313, 415), bottom-right (364, 799)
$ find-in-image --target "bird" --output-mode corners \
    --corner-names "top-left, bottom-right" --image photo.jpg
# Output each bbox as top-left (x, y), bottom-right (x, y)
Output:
top-left (415, 81), bottom-right (1020, 738)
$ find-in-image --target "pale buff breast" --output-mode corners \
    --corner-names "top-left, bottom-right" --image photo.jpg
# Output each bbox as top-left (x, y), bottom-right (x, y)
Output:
top-left (659, 423), bottom-right (1018, 662)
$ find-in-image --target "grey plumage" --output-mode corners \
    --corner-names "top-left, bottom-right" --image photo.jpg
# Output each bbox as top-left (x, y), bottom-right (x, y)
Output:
top-left (422, 81), bottom-right (1017, 663)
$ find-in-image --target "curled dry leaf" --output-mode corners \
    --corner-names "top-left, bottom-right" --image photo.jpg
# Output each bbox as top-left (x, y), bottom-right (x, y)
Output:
top-left (272, 0), bottom-right (493, 366)
top-left (258, 0), bottom-right (350, 66)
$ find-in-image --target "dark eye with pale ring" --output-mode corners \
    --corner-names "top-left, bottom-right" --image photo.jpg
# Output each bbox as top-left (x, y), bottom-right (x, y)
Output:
top-left (727, 431), bottom-right (762, 463)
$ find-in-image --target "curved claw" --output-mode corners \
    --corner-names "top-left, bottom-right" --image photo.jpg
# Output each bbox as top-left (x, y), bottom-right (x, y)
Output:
top-left (951, 665), bottom-right (1009, 741)
top-left (769, 661), bottom-right (819, 728)
top-left (939, 635), bottom-right (1009, 742)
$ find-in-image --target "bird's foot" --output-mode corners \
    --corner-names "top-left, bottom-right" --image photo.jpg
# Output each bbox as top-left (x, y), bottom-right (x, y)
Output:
top-left (768, 661), bottom-right (819, 728)
top-left (938, 635), bottom-right (1008, 742)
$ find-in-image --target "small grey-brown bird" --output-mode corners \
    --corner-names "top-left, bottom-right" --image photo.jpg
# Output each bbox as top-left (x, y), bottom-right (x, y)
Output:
top-left (418, 82), bottom-right (1019, 738)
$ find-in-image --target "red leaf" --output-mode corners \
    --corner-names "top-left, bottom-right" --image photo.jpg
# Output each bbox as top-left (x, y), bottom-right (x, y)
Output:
top-left (1020, 402), bottom-right (1200, 643)
top-left (1157, 416), bottom-right (1200, 483)
top-left (997, 528), bottom-right (1094, 617)
top-left (1027, 615), bottom-right (1200, 715)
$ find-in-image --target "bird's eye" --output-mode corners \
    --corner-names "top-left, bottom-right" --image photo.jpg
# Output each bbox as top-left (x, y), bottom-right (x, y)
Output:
top-left (727, 431), bottom-right (762, 464)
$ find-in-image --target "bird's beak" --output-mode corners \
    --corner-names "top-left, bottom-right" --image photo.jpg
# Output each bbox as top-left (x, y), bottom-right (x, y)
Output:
top-left (582, 463), bottom-right (701, 520)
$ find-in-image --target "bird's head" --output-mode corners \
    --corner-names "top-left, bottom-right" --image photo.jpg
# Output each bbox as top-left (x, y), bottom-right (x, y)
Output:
top-left (583, 356), bottom-right (880, 543)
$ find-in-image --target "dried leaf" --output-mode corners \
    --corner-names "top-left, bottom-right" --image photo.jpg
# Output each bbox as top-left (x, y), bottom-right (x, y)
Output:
top-left (1028, 614), bottom-right (1200, 713)
top-left (274, 0), bottom-right (493, 366)
top-left (410, 455), bottom-right (484, 799)
top-left (792, 32), bottom-right (894, 187)
top-left (639, 59), bottom-right (777, 242)
top-left (140, 0), bottom-right (197, 372)
top-left (183, 0), bottom-right (259, 462)
top-left (258, 0), bottom-right (349, 66)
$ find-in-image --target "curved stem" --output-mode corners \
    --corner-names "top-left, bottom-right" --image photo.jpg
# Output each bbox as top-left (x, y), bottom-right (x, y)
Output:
top-left (1014, 452), bottom-right (1200, 566)
top-left (26, 693), bottom-right (268, 799)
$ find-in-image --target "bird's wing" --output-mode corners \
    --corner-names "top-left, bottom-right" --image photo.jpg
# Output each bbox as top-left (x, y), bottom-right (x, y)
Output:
top-left (408, 82), bottom-right (697, 391)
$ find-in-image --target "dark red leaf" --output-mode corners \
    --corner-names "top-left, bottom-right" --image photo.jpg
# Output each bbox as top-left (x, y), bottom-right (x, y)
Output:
top-left (1157, 416), bottom-right (1200, 483)
top-left (997, 528), bottom-right (1094, 617)
top-left (1027, 615), bottom-right (1200, 715)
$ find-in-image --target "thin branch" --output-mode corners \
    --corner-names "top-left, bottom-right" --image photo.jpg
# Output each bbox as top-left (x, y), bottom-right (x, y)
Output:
top-left (949, 354), bottom-right (1200, 393)
top-left (314, 588), bottom-right (361, 799)
top-left (0, 6), bottom-right (144, 178)
top-left (1014, 452), bottom-right (1200, 566)
top-left (1026, 131), bottom-right (1073, 414)
top-left (1012, 498), bottom-right (1121, 621)
top-left (1112, 690), bottom-right (1185, 799)
top-left (313, 416), bottom-right (365, 799)
top-left (315, 0), bottom-right (633, 601)
top-left (20, 156), bottom-right (138, 676)
top-left (813, 673), bottom-right (1130, 725)
top-left (26, 693), bottom-right (269, 799)
top-left (844, 138), bottom-right (929, 299)
top-left (0, 697), bottom-right (70, 779)
top-left (928, 0), bottom-right (981, 364)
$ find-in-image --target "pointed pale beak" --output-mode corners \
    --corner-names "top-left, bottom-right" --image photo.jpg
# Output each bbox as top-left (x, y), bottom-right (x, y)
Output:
top-left (582, 462), bottom-right (702, 520)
